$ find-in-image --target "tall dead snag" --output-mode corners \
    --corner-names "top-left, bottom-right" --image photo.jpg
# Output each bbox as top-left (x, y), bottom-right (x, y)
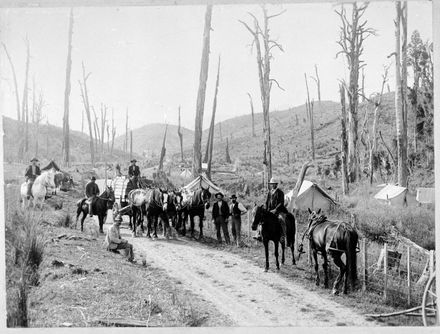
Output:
top-left (247, 92), bottom-right (256, 137)
top-left (206, 56), bottom-right (221, 179)
top-left (63, 8), bottom-right (73, 166)
top-left (22, 38), bottom-right (30, 157)
top-left (158, 124), bottom-right (168, 172)
top-left (225, 137), bottom-right (232, 164)
top-left (125, 108), bottom-right (129, 157)
top-left (339, 84), bottom-right (349, 195)
top-left (100, 104), bottom-right (107, 153)
top-left (240, 6), bottom-right (285, 184)
top-left (78, 62), bottom-right (95, 165)
top-left (192, 4), bottom-right (213, 177)
top-left (91, 106), bottom-right (100, 156)
top-left (393, 1), bottom-right (408, 186)
top-left (304, 73), bottom-right (315, 160)
top-left (130, 130), bottom-right (133, 162)
top-left (311, 64), bottom-right (321, 113)
top-left (33, 90), bottom-right (45, 156)
top-left (2, 43), bottom-right (21, 122)
top-left (177, 106), bottom-right (184, 162)
top-left (336, 3), bottom-right (375, 183)
top-left (368, 64), bottom-right (390, 184)
top-left (111, 108), bottom-right (116, 155)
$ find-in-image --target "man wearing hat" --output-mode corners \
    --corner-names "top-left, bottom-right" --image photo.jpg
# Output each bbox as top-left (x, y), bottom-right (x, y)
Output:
top-left (229, 194), bottom-right (247, 247)
top-left (128, 159), bottom-right (140, 188)
top-left (24, 157), bottom-right (41, 199)
top-left (255, 177), bottom-right (288, 242)
top-left (104, 214), bottom-right (135, 263)
top-left (85, 176), bottom-right (100, 217)
top-left (212, 192), bottom-right (231, 244)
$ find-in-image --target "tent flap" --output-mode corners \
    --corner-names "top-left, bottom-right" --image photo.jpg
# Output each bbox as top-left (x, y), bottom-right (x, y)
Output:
top-left (183, 173), bottom-right (223, 194)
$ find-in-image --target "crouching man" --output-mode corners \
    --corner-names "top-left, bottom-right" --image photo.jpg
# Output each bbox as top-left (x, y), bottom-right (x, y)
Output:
top-left (104, 215), bottom-right (135, 263)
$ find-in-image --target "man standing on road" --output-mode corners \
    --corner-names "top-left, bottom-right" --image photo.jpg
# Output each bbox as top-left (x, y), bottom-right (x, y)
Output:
top-left (212, 192), bottom-right (231, 244)
top-left (24, 157), bottom-right (41, 199)
top-left (104, 214), bottom-right (135, 263)
top-left (85, 176), bottom-right (100, 217)
top-left (229, 194), bottom-right (247, 247)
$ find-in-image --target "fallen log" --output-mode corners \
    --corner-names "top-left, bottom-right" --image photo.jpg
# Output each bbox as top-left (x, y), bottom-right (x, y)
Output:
top-left (93, 318), bottom-right (148, 327)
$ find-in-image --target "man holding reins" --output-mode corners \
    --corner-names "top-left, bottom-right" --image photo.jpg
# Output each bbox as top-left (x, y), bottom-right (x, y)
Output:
top-left (24, 157), bottom-right (41, 199)
top-left (85, 176), bottom-right (100, 217)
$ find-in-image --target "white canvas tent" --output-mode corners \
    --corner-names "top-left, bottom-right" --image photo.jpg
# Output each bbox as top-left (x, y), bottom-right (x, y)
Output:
top-left (285, 180), bottom-right (336, 212)
top-left (183, 173), bottom-right (224, 194)
top-left (416, 187), bottom-right (435, 204)
top-left (374, 184), bottom-right (408, 206)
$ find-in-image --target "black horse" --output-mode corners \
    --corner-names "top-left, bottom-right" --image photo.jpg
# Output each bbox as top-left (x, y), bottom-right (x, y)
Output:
top-left (175, 187), bottom-right (211, 239)
top-left (76, 187), bottom-right (115, 233)
top-left (302, 209), bottom-right (358, 295)
top-left (174, 191), bottom-right (188, 235)
top-left (251, 205), bottom-right (296, 272)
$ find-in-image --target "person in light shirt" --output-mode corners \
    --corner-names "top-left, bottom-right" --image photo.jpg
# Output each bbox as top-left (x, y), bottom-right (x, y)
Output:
top-left (229, 194), bottom-right (247, 247)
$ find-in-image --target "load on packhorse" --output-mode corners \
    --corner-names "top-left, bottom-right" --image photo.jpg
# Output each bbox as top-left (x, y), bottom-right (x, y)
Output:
top-left (298, 209), bottom-right (359, 295)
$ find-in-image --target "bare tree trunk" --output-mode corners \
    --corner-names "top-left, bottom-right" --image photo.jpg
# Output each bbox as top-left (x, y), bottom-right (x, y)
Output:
top-left (130, 130), bottom-right (133, 162)
top-left (158, 124), bottom-right (168, 172)
top-left (125, 108), bottom-right (129, 157)
top-left (177, 106), bottom-right (184, 162)
top-left (247, 92), bottom-right (256, 137)
top-left (2, 43), bottom-right (21, 122)
top-left (401, 2), bottom-right (409, 184)
top-left (395, 1), bottom-right (408, 187)
top-left (206, 56), bottom-right (221, 179)
top-left (111, 109), bottom-right (116, 156)
top-left (361, 67), bottom-right (366, 102)
top-left (79, 62), bottom-right (95, 165)
top-left (63, 8), bottom-right (73, 166)
top-left (21, 39), bottom-right (30, 159)
top-left (225, 137), bottom-right (232, 164)
top-left (340, 84), bottom-right (349, 195)
top-left (106, 123), bottom-right (110, 153)
top-left (305, 73), bottom-right (315, 160)
top-left (92, 107), bottom-right (100, 157)
top-left (192, 4), bottom-right (213, 177)
top-left (100, 104), bottom-right (107, 153)
top-left (311, 64), bottom-right (321, 113)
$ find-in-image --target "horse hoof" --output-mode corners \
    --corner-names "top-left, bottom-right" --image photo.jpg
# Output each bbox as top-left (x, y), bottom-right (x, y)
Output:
top-left (264, 268), bottom-right (269, 273)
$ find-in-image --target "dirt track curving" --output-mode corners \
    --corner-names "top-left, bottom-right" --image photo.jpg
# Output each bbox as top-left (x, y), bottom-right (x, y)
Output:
top-left (123, 227), bottom-right (376, 326)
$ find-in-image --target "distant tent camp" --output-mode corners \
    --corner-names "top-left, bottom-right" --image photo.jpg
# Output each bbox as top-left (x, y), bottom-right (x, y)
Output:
top-left (183, 173), bottom-right (223, 194)
top-left (416, 187), bottom-right (434, 205)
top-left (285, 180), bottom-right (337, 212)
top-left (41, 160), bottom-right (62, 172)
top-left (374, 184), bottom-right (408, 206)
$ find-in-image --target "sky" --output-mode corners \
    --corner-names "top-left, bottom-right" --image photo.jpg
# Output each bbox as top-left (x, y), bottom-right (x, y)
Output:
top-left (0, 1), bottom-right (433, 136)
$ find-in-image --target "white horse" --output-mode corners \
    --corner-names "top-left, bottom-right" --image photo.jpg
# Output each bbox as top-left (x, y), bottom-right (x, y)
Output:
top-left (20, 169), bottom-right (56, 209)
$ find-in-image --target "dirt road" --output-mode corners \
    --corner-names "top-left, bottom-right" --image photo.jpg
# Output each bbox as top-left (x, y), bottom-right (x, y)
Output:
top-left (121, 226), bottom-right (375, 327)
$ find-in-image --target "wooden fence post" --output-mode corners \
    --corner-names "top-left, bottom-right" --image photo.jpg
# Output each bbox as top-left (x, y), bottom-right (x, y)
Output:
top-left (362, 238), bottom-right (368, 292)
top-left (407, 245), bottom-right (411, 306)
top-left (383, 242), bottom-right (388, 301)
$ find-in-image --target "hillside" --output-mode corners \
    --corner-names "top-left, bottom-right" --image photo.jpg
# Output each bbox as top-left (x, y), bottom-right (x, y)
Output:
top-left (2, 116), bottom-right (131, 166)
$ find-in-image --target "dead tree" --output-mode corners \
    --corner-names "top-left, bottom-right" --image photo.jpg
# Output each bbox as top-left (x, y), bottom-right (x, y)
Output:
top-left (111, 108), bottom-right (116, 155)
top-left (311, 64), bottom-right (321, 113)
top-left (91, 106), bottom-right (100, 156)
top-left (78, 62), bottom-right (95, 165)
top-left (158, 124), bottom-right (168, 172)
top-left (336, 3), bottom-right (375, 182)
top-left (305, 73), bottom-right (315, 160)
top-left (62, 8), bottom-right (74, 166)
top-left (130, 130), bottom-right (133, 162)
top-left (225, 137), bottom-right (232, 164)
top-left (33, 90), bottom-right (45, 156)
top-left (100, 104), bottom-right (107, 153)
top-left (393, 1), bottom-right (408, 186)
top-left (2, 43), bottom-right (21, 122)
top-left (240, 6), bottom-right (285, 184)
top-left (192, 4), bottom-right (212, 177)
top-left (125, 108), bottom-right (129, 156)
top-left (177, 106), bottom-right (184, 162)
top-left (339, 84), bottom-right (349, 195)
top-left (22, 38), bottom-right (30, 157)
top-left (368, 64), bottom-right (390, 185)
top-left (206, 56), bottom-right (221, 179)
top-left (247, 92), bottom-right (256, 137)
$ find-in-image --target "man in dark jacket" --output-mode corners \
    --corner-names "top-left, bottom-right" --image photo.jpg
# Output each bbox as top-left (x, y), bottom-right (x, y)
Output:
top-left (128, 159), bottom-right (140, 188)
top-left (212, 192), bottom-right (231, 244)
top-left (229, 194), bottom-right (247, 246)
top-left (24, 157), bottom-right (41, 199)
top-left (85, 176), bottom-right (100, 217)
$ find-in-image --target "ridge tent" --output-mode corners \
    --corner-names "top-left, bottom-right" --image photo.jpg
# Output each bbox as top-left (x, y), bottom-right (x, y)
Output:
top-left (285, 180), bottom-right (337, 212)
top-left (41, 160), bottom-right (62, 172)
top-left (183, 173), bottom-right (224, 195)
top-left (374, 184), bottom-right (408, 206)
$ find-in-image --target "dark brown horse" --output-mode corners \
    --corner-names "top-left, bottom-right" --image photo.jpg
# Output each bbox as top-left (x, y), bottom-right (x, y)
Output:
top-left (251, 205), bottom-right (296, 272)
top-left (301, 209), bottom-right (358, 295)
top-left (76, 187), bottom-right (115, 233)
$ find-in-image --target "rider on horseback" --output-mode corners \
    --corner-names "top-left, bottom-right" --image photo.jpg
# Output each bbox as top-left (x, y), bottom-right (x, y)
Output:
top-left (128, 159), bottom-right (140, 189)
top-left (24, 157), bottom-right (41, 199)
top-left (85, 176), bottom-right (100, 217)
top-left (254, 177), bottom-right (288, 243)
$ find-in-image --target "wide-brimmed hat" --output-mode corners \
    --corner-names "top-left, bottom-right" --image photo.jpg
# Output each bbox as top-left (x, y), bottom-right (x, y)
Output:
top-left (215, 192), bottom-right (224, 199)
top-left (268, 177), bottom-right (279, 184)
top-left (130, 159), bottom-right (137, 163)
top-left (30, 157), bottom-right (39, 162)
top-left (231, 194), bottom-right (237, 199)
top-left (90, 176), bottom-right (96, 181)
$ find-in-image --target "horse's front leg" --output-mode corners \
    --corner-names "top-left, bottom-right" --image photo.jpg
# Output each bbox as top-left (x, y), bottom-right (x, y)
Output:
top-left (189, 215), bottom-right (195, 238)
top-left (80, 213), bottom-right (86, 232)
top-left (153, 215), bottom-right (158, 239)
top-left (198, 214), bottom-right (204, 240)
top-left (98, 216), bottom-right (104, 234)
top-left (264, 240), bottom-right (270, 272)
top-left (146, 215), bottom-right (152, 238)
top-left (281, 239), bottom-right (286, 265)
top-left (312, 248), bottom-right (320, 286)
top-left (274, 241), bottom-right (280, 270)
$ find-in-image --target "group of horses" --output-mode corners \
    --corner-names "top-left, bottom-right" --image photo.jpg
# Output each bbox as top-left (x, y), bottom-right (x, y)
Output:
top-left (74, 176), bottom-right (359, 296)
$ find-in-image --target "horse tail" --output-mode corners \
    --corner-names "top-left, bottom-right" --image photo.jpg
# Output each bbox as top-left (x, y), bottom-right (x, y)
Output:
top-left (345, 227), bottom-right (358, 288)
